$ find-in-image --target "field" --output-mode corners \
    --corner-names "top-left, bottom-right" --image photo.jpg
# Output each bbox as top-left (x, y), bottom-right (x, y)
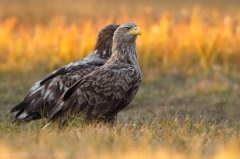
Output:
top-left (0, 0), bottom-right (240, 158)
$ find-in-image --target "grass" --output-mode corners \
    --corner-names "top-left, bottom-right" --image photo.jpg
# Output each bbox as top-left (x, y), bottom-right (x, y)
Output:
top-left (0, 115), bottom-right (240, 159)
top-left (1, 0), bottom-right (240, 158)
top-left (1, 69), bottom-right (240, 159)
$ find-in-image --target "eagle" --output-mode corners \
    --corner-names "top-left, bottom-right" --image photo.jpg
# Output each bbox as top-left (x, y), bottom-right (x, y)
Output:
top-left (10, 24), bottom-right (119, 123)
top-left (46, 22), bottom-right (142, 126)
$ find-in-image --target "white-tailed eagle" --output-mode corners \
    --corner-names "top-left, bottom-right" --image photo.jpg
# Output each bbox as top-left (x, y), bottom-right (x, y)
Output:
top-left (46, 22), bottom-right (142, 125)
top-left (10, 24), bottom-right (119, 123)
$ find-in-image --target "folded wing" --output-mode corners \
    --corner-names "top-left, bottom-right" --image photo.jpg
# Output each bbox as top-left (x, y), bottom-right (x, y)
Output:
top-left (47, 63), bottom-right (142, 125)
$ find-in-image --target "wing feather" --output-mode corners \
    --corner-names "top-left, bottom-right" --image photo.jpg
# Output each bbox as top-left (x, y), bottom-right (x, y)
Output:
top-left (47, 63), bottom-right (142, 123)
top-left (40, 67), bottom-right (66, 85)
top-left (10, 24), bottom-right (120, 124)
top-left (11, 60), bottom-right (100, 123)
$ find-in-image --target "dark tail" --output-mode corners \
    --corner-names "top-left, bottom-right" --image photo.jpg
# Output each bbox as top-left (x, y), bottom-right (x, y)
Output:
top-left (10, 102), bottom-right (28, 113)
top-left (11, 101), bottom-right (41, 123)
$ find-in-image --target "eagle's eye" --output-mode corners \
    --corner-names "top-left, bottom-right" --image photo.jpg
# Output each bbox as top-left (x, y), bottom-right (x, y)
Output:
top-left (124, 27), bottom-right (131, 31)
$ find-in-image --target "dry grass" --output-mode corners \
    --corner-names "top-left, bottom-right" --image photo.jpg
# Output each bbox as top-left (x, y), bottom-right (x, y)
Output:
top-left (1, 1), bottom-right (240, 159)
top-left (0, 113), bottom-right (240, 159)
top-left (1, 70), bottom-right (240, 159)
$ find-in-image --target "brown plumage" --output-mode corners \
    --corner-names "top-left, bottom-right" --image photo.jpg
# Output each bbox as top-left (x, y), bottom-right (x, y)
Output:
top-left (46, 22), bottom-right (142, 126)
top-left (10, 24), bottom-right (119, 123)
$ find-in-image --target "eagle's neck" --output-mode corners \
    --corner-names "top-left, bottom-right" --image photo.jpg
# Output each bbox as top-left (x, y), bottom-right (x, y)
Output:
top-left (93, 43), bottom-right (112, 60)
top-left (111, 42), bottom-right (139, 67)
top-left (93, 33), bottom-right (113, 59)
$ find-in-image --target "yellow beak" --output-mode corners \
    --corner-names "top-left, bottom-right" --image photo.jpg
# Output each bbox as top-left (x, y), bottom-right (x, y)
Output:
top-left (127, 27), bottom-right (142, 36)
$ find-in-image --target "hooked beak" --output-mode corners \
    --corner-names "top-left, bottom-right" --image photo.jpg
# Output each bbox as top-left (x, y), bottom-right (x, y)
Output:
top-left (127, 27), bottom-right (142, 36)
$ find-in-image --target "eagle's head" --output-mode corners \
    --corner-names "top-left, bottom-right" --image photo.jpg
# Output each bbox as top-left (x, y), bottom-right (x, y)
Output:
top-left (113, 22), bottom-right (142, 43)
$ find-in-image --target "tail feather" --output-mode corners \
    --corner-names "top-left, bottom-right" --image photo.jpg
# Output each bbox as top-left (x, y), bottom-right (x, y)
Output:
top-left (12, 110), bottom-right (29, 123)
top-left (22, 113), bottom-right (41, 122)
top-left (10, 102), bottom-right (28, 113)
top-left (12, 112), bottom-right (42, 124)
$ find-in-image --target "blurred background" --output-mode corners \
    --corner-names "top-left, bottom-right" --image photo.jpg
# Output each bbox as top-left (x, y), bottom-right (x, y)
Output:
top-left (0, 0), bottom-right (240, 121)
top-left (1, 1), bottom-right (240, 158)
top-left (1, 0), bottom-right (240, 19)
top-left (1, 0), bottom-right (240, 72)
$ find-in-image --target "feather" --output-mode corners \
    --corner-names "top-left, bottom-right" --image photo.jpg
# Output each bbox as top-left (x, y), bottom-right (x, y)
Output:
top-left (10, 102), bottom-right (28, 113)
top-left (46, 22), bottom-right (142, 126)
top-left (10, 24), bottom-right (119, 123)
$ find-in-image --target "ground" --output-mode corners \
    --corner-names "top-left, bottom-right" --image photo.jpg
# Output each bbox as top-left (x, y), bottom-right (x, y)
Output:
top-left (0, 69), bottom-right (239, 159)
